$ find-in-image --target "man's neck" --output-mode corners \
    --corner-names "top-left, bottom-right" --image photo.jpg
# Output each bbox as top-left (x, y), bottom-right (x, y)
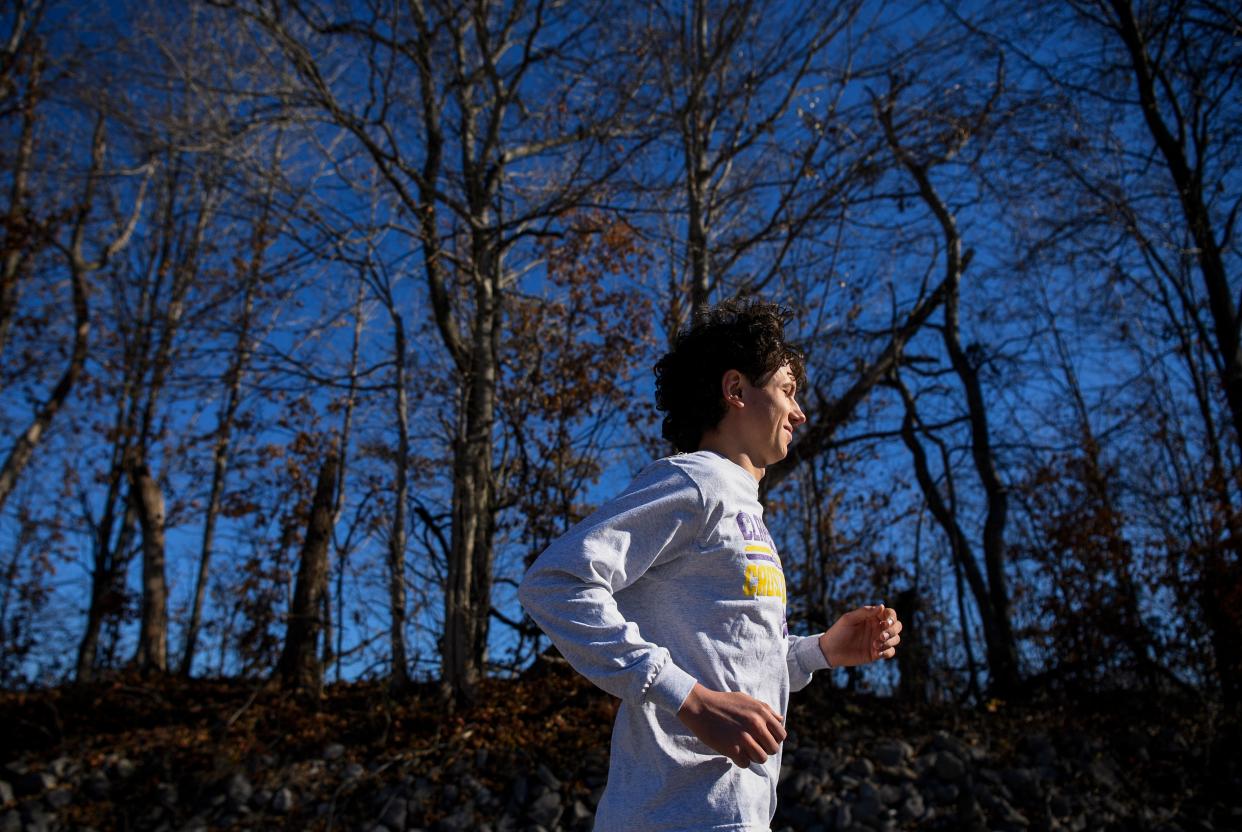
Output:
top-left (697, 435), bottom-right (765, 483)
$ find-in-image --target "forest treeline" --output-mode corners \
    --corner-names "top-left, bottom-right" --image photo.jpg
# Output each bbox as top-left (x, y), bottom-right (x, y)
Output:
top-left (0, 0), bottom-right (1238, 709)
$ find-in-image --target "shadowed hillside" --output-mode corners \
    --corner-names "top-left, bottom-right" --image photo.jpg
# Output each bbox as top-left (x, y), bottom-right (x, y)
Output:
top-left (2, 670), bottom-right (1238, 831)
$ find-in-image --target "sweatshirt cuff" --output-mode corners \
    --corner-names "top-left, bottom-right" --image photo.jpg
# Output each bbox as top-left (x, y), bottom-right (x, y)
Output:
top-left (792, 633), bottom-right (832, 674)
top-left (643, 658), bottom-right (698, 714)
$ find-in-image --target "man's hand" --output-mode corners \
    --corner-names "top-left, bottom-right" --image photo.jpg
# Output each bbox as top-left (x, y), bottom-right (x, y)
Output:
top-left (819, 604), bottom-right (903, 668)
top-left (676, 683), bottom-right (787, 768)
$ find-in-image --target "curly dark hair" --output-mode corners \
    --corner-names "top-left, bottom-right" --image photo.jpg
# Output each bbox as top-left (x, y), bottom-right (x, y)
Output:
top-left (654, 297), bottom-right (805, 453)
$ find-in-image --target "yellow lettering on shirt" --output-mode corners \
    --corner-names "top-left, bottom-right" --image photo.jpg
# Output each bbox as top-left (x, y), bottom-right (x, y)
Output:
top-left (741, 562), bottom-right (787, 605)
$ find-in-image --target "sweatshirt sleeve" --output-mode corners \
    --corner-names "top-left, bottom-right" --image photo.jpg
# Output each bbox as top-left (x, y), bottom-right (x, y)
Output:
top-left (786, 632), bottom-right (831, 692)
top-left (517, 461), bottom-right (705, 715)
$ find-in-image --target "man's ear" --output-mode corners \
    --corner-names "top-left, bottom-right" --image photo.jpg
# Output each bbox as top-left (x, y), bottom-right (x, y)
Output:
top-left (721, 369), bottom-right (745, 408)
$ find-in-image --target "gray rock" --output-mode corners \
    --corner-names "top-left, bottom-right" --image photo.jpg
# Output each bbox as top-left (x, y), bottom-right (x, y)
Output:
top-left (933, 751), bottom-right (967, 782)
top-left (324, 743), bottom-right (346, 761)
top-left (508, 776), bottom-right (527, 807)
top-left (570, 799), bottom-right (593, 824)
top-left (0, 762), bottom-right (26, 780)
top-left (343, 762), bottom-right (366, 781)
top-left (788, 769), bottom-right (818, 799)
top-left (900, 791), bottom-right (926, 820)
top-left (1020, 734), bottom-right (1057, 767)
top-left (845, 756), bottom-right (875, 779)
top-left (14, 772), bottom-right (54, 797)
top-left (528, 790), bottom-right (562, 828)
top-left (1087, 757), bottom-right (1121, 793)
top-left (873, 738), bottom-right (914, 767)
top-left (44, 787), bottom-right (72, 810)
top-left (157, 782), bottom-right (178, 808)
top-left (990, 797), bottom-right (1030, 830)
top-left (1002, 767), bottom-right (1042, 806)
top-left (475, 784), bottom-right (498, 810)
top-left (179, 817), bottom-right (209, 832)
top-left (852, 782), bottom-right (884, 822)
top-left (811, 793), bottom-right (836, 821)
top-left (953, 799), bottom-right (989, 832)
top-left (1048, 791), bottom-right (1072, 818)
top-left (443, 782), bottom-right (459, 803)
top-left (932, 730), bottom-right (968, 756)
top-left (48, 758), bottom-right (72, 779)
top-left (833, 802), bottom-right (852, 830)
top-left (271, 787), bottom-right (295, 813)
top-left (380, 797), bottom-right (407, 831)
top-left (18, 804), bottom-right (49, 832)
top-left (0, 810), bottom-right (17, 832)
top-left (110, 758), bottom-right (137, 780)
top-left (976, 766), bottom-right (1002, 786)
top-left (535, 763), bottom-right (561, 791)
top-left (0, 782), bottom-right (10, 804)
top-left (435, 808), bottom-right (476, 832)
top-left (888, 764), bottom-right (919, 781)
top-left (83, 772), bottom-right (110, 800)
top-left (226, 772), bottom-right (252, 806)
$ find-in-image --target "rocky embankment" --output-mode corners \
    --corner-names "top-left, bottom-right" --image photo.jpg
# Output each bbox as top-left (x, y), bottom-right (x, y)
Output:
top-left (1, 675), bottom-right (1238, 831)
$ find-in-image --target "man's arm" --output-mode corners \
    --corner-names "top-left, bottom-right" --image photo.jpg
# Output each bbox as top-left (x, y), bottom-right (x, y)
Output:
top-left (519, 461), bottom-right (792, 767)
top-left (517, 461), bottom-right (703, 712)
top-left (818, 604), bottom-right (902, 667)
top-left (677, 682), bottom-right (787, 767)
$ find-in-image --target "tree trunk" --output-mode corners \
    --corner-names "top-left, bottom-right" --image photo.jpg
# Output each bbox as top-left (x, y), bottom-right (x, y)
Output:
top-left (277, 452), bottom-right (338, 697)
top-left (0, 44), bottom-right (40, 360)
top-left (876, 86), bottom-right (1020, 696)
top-left (0, 265), bottom-right (88, 517)
top-left (683, 0), bottom-right (711, 321)
top-left (1104, 0), bottom-right (1242, 707)
top-left (763, 275), bottom-right (949, 493)
top-left (894, 587), bottom-right (929, 704)
top-left (180, 279), bottom-right (253, 675)
top-left (129, 456), bottom-right (168, 674)
top-left (940, 281), bottom-right (1020, 696)
top-left (389, 308), bottom-right (411, 688)
top-left (895, 379), bottom-right (1014, 695)
top-left (442, 275), bottom-right (499, 704)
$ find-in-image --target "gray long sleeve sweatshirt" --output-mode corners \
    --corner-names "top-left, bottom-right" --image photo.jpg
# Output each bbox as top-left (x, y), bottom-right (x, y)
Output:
top-left (517, 450), bottom-right (830, 831)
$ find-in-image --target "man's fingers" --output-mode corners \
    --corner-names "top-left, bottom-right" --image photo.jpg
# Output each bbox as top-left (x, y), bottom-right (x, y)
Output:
top-left (874, 632), bottom-right (901, 656)
top-left (751, 721), bottom-right (781, 755)
top-left (739, 734), bottom-right (769, 764)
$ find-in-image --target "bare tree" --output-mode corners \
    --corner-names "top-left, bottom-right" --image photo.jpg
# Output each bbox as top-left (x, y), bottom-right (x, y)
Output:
top-left (0, 116), bottom-right (149, 516)
top-left (278, 451), bottom-right (338, 696)
top-left (990, 0), bottom-right (1242, 702)
top-left (875, 69), bottom-right (1021, 695)
top-left (224, 0), bottom-right (646, 702)
top-left (628, 0), bottom-right (866, 324)
top-left (129, 454), bottom-right (168, 673)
